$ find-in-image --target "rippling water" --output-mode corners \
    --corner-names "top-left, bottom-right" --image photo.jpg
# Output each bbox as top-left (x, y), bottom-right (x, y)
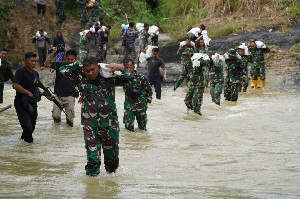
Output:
top-left (0, 86), bottom-right (299, 198)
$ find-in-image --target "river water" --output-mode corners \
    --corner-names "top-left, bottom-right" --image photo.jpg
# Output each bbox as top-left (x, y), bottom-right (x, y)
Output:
top-left (0, 86), bottom-right (299, 198)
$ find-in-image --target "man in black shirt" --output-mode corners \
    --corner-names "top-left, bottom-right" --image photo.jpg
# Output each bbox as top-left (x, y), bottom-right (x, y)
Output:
top-left (13, 52), bottom-right (51, 143)
top-left (44, 48), bottom-right (77, 127)
top-left (146, 48), bottom-right (167, 100)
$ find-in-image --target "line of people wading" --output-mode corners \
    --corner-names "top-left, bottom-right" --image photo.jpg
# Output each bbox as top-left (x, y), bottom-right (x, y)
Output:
top-left (0, 1), bottom-right (270, 177)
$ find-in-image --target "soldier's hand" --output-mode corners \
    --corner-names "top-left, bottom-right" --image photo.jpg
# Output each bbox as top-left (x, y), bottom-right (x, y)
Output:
top-left (51, 47), bottom-right (57, 55)
top-left (106, 63), bottom-right (124, 73)
top-left (78, 97), bottom-right (83, 104)
top-left (241, 81), bottom-right (245, 86)
top-left (163, 75), bottom-right (166, 80)
top-left (49, 95), bottom-right (54, 101)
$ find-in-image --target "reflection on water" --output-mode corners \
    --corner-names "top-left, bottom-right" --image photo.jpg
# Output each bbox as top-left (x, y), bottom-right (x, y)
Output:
top-left (0, 86), bottom-right (299, 198)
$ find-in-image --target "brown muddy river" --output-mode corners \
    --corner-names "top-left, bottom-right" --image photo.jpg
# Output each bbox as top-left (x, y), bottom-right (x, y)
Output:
top-left (0, 86), bottom-right (299, 198)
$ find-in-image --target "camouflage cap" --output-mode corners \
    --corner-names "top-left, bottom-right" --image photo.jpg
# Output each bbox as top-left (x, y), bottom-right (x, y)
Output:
top-left (227, 48), bottom-right (236, 56)
top-left (182, 48), bottom-right (194, 55)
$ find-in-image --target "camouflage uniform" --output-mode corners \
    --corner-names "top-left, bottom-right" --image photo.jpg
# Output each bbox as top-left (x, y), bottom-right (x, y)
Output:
top-left (59, 62), bottom-right (137, 176)
top-left (95, 30), bottom-right (110, 62)
top-left (224, 50), bottom-right (244, 102)
top-left (150, 34), bottom-right (159, 46)
top-left (123, 29), bottom-right (138, 63)
top-left (79, 34), bottom-right (89, 63)
top-left (55, 0), bottom-right (67, 23)
top-left (123, 72), bottom-right (152, 131)
top-left (77, 0), bottom-right (88, 28)
top-left (208, 59), bottom-right (224, 105)
top-left (88, 2), bottom-right (106, 27)
top-left (249, 46), bottom-right (270, 80)
top-left (177, 46), bottom-right (194, 87)
top-left (139, 29), bottom-right (150, 52)
top-left (198, 46), bottom-right (210, 88)
top-left (240, 55), bottom-right (253, 90)
top-left (175, 59), bottom-right (207, 115)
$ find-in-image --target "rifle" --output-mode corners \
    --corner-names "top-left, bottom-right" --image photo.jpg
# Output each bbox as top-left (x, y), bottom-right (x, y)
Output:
top-left (0, 104), bottom-right (12, 113)
top-left (33, 79), bottom-right (68, 116)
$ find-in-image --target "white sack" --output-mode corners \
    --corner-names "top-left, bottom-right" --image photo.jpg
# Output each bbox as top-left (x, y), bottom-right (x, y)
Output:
top-left (139, 52), bottom-right (147, 63)
top-left (136, 23), bottom-right (144, 32)
top-left (188, 27), bottom-right (201, 35)
top-left (36, 31), bottom-right (47, 37)
top-left (99, 63), bottom-right (122, 78)
top-left (148, 25), bottom-right (159, 34)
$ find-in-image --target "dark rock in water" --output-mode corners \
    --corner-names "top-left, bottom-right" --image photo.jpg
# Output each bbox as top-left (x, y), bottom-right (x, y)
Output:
top-left (159, 42), bottom-right (181, 63)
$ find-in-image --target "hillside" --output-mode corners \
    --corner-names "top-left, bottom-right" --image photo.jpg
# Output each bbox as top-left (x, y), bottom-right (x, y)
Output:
top-left (0, 0), bottom-right (299, 68)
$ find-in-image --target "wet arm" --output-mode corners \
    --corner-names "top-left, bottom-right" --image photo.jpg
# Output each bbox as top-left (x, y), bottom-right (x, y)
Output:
top-left (59, 62), bottom-right (81, 84)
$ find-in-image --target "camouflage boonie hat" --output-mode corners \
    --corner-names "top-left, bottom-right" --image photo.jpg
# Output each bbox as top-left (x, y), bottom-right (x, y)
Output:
top-left (182, 48), bottom-right (194, 55)
top-left (227, 48), bottom-right (236, 56)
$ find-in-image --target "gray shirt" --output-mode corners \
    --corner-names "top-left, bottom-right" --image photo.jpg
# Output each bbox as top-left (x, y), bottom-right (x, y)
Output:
top-left (147, 57), bottom-right (165, 77)
top-left (37, 0), bottom-right (46, 5)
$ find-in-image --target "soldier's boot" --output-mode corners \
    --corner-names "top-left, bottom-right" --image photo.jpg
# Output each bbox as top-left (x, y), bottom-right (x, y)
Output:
top-left (232, 101), bottom-right (237, 103)
top-left (250, 76), bottom-right (254, 88)
top-left (243, 86), bottom-right (247, 92)
top-left (262, 80), bottom-right (265, 90)
top-left (257, 77), bottom-right (261, 88)
top-left (253, 80), bottom-right (258, 89)
top-left (67, 119), bottom-right (73, 127)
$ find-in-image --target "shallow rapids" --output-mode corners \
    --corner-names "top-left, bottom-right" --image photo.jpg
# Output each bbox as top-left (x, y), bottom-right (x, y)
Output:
top-left (0, 86), bottom-right (299, 198)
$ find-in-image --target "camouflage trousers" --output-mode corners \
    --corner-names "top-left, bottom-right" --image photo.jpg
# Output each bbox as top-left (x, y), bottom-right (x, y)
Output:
top-left (96, 43), bottom-right (108, 63)
top-left (224, 80), bottom-right (240, 101)
top-left (210, 81), bottom-right (223, 105)
top-left (83, 126), bottom-right (119, 176)
top-left (251, 61), bottom-right (266, 80)
top-left (56, 8), bottom-right (66, 23)
top-left (184, 86), bottom-right (204, 115)
top-left (123, 46), bottom-right (136, 64)
top-left (78, 7), bottom-right (88, 23)
top-left (79, 49), bottom-right (88, 64)
top-left (123, 108), bottom-right (147, 131)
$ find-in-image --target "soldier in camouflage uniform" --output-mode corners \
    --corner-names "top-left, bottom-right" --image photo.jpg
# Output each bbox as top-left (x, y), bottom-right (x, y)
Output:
top-left (123, 59), bottom-right (152, 131)
top-left (59, 57), bottom-right (137, 176)
top-left (88, 1), bottom-right (109, 27)
top-left (208, 55), bottom-right (224, 105)
top-left (177, 39), bottom-right (194, 87)
top-left (224, 49), bottom-right (245, 102)
top-left (249, 41), bottom-right (270, 90)
top-left (174, 58), bottom-right (208, 116)
top-left (137, 23), bottom-right (150, 67)
top-left (55, 0), bottom-right (67, 29)
top-left (123, 22), bottom-right (138, 63)
top-left (236, 46), bottom-right (253, 92)
top-left (95, 25), bottom-right (111, 63)
top-left (77, 0), bottom-right (89, 30)
top-left (197, 39), bottom-right (210, 88)
top-left (79, 31), bottom-right (92, 64)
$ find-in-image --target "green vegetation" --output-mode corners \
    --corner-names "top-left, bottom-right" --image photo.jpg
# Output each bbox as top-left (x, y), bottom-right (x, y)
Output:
top-left (63, 0), bottom-right (298, 40)
top-left (0, 1), bottom-right (14, 50)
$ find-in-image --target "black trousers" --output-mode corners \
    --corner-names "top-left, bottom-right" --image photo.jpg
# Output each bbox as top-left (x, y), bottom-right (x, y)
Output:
top-left (37, 4), bottom-right (46, 14)
top-left (14, 99), bottom-right (38, 143)
top-left (0, 83), bottom-right (4, 104)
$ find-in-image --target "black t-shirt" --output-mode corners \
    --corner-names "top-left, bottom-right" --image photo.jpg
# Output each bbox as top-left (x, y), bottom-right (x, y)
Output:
top-left (147, 57), bottom-right (165, 77)
top-left (51, 61), bottom-right (76, 97)
top-left (13, 67), bottom-right (39, 100)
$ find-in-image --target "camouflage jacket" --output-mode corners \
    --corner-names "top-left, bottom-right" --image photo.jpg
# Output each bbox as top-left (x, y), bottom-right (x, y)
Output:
top-left (249, 47), bottom-right (270, 67)
top-left (225, 58), bottom-right (243, 83)
top-left (175, 59), bottom-right (207, 88)
top-left (77, 0), bottom-right (88, 7)
top-left (177, 45), bottom-right (194, 65)
top-left (123, 72), bottom-right (152, 112)
top-left (208, 60), bottom-right (224, 84)
top-left (140, 29), bottom-right (150, 51)
top-left (240, 55), bottom-right (253, 73)
top-left (124, 29), bottom-right (138, 47)
top-left (198, 46), bottom-right (209, 54)
top-left (80, 34), bottom-right (89, 51)
top-left (59, 63), bottom-right (137, 128)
